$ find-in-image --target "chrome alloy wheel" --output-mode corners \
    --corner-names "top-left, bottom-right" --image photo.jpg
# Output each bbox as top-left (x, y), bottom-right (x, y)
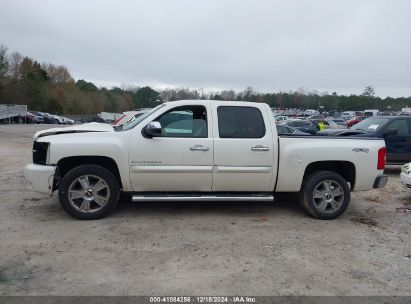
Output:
top-left (312, 180), bottom-right (344, 213)
top-left (68, 175), bottom-right (110, 213)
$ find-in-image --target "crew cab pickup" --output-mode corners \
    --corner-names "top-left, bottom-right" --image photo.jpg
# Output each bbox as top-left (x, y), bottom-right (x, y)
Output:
top-left (24, 100), bottom-right (388, 220)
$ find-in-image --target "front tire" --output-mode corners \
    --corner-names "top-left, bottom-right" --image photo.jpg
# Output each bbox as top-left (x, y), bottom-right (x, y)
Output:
top-left (58, 165), bottom-right (120, 220)
top-left (300, 170), bottom-right (350, 220)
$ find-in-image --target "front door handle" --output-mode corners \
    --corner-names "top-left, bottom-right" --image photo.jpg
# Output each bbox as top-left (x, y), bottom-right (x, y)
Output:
top-left (251, 145), bottom-right (270, 152)
top-left (190, 145), bottom-right (209, 151)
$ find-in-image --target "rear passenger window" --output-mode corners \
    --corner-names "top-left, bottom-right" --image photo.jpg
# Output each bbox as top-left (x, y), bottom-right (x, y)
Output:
top-left (218, 106), bottom-right (265, 138)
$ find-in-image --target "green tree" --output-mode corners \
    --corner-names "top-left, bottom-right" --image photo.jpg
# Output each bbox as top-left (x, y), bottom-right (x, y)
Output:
top-left (0, 44), bottom-right (8, 79)
top-left (133, 86), bottom-right (160, 108)
top-left (76, 79), bottom-right (98, 91)
top-left (362, 86), bottom-right (376, 97)
top-left (18, 57), bottom-right (50, 110)
top-left (46, 98), bottom-right (63, 114)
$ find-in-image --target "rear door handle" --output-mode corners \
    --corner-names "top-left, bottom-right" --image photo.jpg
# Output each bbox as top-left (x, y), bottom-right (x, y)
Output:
top-left (251, 145), bottom-right (270, 151)
top-left (190, 145), bottom-right (209, 151)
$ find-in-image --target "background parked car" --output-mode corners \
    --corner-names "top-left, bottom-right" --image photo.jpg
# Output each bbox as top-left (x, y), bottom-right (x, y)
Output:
top-left (276, 124), bottom-right (310, 135)
top-left (21, 112), bottom-right (37, 124)
top-left (319, 116), bottom-right (411, 164)
top-left (21, 111), bottom-right (44, 124)
top-left (274, 115), bottom-right (289, 122)
top-left (29, 111), bottom-right (45, 123)
top-left (341, 111), bottom-right (356, 120)
top-left (400, 163), bottom-right (411, 190)
top-left (324, 118), bottom-right (347, 129)
top-left (307, 114), bottom-right (325, 120)
top-left (280, 119), bottom-right (320, 135)
top-left (346, 116), bottom-right (367, 128)
top-left (61, 116), bottom-right (76, 124)
top-left (49, 114), bottom-right (65, 124)
top-left (32, 112), bottom-right (58, 124)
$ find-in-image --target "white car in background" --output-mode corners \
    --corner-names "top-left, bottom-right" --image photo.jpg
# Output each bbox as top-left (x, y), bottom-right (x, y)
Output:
top-left (324, 118), bottom-right (347, 129)
top-left (303, 109), bottom-right (319, 116)
top-left (49, 114), bottom-right (64, 124)
top-left (57, 116), bottom-right (75, 124)
top-left (61, 116), bottom-right (76, 124)
top-left (274, 115), bottom-right (289, 122)
top-left (342, 111), bottom-right (356, 120)
top-left (400, 163), bottom-right (411, 190)
top-left (49, 114), bottom-right (75, 124)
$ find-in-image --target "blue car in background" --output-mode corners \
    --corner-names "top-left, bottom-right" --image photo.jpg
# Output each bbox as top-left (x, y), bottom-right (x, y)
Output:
top-left (319, 116), bottom-right (411, 164)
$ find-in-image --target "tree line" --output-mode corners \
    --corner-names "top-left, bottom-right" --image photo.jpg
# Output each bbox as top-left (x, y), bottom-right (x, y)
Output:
top-left (0, 43), bottom-right (410, 115)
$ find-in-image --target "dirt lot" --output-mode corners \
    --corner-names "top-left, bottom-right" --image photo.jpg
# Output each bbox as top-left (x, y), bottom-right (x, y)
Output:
top-left (0, 124), bottom-right (410, 296)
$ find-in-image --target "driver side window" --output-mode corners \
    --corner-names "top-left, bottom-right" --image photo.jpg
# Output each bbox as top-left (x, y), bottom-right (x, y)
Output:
top-left (155, 105), bottom-right (208, 138)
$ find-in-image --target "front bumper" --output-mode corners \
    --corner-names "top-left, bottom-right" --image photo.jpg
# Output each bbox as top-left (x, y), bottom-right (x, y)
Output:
top-left (373, 174), bottom-right (388, 189)
top-left (24, 164), bottom-right (56, 194)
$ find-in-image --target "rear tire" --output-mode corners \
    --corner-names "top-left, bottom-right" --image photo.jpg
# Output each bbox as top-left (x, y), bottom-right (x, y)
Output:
top-left (58, 165), bottom-right (120, 220)
top-left (300, 170), bottom-right (350, 220)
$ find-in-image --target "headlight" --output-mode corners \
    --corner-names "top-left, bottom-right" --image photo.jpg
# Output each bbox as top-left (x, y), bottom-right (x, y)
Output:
top-left (33, 141), bottom-right (49, 165)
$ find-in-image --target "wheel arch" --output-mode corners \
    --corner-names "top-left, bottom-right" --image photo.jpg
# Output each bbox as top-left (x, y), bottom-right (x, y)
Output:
top-left (54, 156), bottom-right (123, 191)
top-left (302, 161), bottom-right (356, 190)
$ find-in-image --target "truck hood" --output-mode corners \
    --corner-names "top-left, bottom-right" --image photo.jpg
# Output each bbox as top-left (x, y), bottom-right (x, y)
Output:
top-left (34, 122), bottom-right (113, 140)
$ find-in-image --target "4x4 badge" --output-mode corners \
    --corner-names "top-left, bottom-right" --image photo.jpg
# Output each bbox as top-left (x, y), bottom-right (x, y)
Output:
top-left (352, 148), bottom-right (369, 153)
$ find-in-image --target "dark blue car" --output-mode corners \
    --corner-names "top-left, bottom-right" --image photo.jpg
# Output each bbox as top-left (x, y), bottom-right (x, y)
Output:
top-left (319, 116), bottom-right (411, 164)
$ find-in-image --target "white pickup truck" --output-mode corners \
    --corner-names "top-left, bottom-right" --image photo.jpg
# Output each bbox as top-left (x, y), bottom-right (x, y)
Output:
top-left (24, 100), bottom-right (388, 220)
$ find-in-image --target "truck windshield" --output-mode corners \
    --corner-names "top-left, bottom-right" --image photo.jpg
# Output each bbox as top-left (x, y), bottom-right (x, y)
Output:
top-left (351, 117), bottom-right (388, 131)
top-left (120, 104), bottom-right (166, 131)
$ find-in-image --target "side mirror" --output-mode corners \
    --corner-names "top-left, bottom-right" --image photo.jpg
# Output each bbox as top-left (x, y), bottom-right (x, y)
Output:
top-left (143, 121), bottom-right (162, 138)
top-left (384, 129), bottom-right (398, 137)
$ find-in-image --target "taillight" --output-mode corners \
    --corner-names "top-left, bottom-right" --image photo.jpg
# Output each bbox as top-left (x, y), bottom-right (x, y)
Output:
top-left (377, 147), bottom-right (386, 170)
top-left (113, 115), bottom-right (126, 125)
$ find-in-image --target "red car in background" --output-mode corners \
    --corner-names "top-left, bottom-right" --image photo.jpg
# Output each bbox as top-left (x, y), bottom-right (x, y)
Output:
top-left (346, 116), bottom-right (368, 128)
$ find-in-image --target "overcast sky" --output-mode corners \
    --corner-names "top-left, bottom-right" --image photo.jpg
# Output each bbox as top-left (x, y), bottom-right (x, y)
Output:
top-left (1, 0), bottom-right (410, 97)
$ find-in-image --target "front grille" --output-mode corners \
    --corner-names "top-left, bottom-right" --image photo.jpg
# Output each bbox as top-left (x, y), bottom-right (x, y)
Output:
top-left (33, 141), bottom-right (49, 164)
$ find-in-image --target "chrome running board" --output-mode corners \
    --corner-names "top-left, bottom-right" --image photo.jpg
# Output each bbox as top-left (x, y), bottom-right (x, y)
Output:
top-left (131, 194), bottom-right (274, 202)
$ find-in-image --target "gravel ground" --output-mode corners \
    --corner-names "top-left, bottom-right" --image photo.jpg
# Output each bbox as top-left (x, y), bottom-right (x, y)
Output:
top-left (0, 124), bottom-right (410, 295)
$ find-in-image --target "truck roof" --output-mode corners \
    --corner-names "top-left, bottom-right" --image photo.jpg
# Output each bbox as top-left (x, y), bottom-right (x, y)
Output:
top-left (163, 99), bottom-right (265, 107)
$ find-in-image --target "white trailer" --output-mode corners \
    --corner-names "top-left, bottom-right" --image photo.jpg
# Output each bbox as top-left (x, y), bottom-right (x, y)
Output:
top-left (97, 112), bottom-right (123, 122)
top-left (364, 109), bottom-right (379, 117)
top-left (0, 104), bottom-right (27, 122)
